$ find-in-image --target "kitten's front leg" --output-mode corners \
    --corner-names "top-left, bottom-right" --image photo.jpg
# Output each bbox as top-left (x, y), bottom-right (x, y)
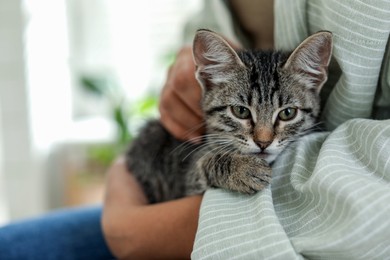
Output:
top-left (196, 152), bottom-right (272, 194)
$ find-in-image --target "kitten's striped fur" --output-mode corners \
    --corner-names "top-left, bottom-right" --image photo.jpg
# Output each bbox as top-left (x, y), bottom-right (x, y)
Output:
top-left (126, 30), bottom-right (332, 203)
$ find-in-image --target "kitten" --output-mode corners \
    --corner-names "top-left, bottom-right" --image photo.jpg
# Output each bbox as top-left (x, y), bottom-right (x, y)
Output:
top-left (126, 29), bottom-right (333, 203)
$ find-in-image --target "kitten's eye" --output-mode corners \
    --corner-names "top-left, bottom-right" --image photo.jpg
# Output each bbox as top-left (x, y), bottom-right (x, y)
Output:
top-left (231, 106), bottom-right (251, 119)
top-left (278, 107), bottom-right (297, 121)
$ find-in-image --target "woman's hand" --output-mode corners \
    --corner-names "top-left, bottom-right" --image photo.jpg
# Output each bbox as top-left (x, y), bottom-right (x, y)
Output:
top-left (102, 158), bottom-right (203, 259)
top-left (159, 46), bottom-right (205, 141)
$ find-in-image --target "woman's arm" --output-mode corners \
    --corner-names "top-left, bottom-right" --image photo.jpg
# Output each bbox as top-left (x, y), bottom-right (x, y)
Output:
top-left (102, 45), bottom-right (209, 259)
top-left (102, 158), bottom-right (203, 259)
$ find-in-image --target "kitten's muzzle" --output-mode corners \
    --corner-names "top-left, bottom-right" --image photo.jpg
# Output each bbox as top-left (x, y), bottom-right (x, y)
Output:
top-left (255, 141), bottom-right (272, 150)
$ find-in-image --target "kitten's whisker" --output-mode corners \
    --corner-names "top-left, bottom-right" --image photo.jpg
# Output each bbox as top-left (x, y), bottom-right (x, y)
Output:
top-left (205, 144), bottom-right (233, 170)
top-left (199, 142), bottom-right (232, 165)
top-left (277, 121), bottom-right (325, 149)
top-left (200, 134), bottom-right (232, 140)
top-left (180, 133), bottom-right (232, 149)
top-left (169, 133), bottom-right (226, 155)
top-left (181, 139), bottom-right (232, 162)
top-left (203, 148), bottom-right (224, 170)
top-left (169, 139), bottom-right (200, 155)
top-left (214, 146), bottom-right (236, 166)
top-left (210, 145), bottom-right (240, 173)
top-left (180, 122), bottom-right (207, 140)
top-left (169, 122), bottom-right (210, 155)
top-left (181, 143), bottom-right (213, 161)
top-left (301, 121), bottom-right (324, 133)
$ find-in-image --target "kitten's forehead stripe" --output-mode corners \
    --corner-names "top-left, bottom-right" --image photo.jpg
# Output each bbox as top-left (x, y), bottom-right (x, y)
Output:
top-left (239, 51), bottom-right (284, 108)
top-left (247, 90), bottom-right (253, 107)
top-left (249, 65), bottom-right (262, 102)
top-left (272, 65), bottom-right (280, 91)
top-left (238, 94), bottom-right (246, 104)
top-left (278, 95), bottom-right (284, 108)
top-left (270, 66), bottom-right (281, 106)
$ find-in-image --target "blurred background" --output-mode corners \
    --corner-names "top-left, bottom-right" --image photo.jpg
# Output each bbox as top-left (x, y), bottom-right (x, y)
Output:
top-left (0, 0), bottom-right (202, 225)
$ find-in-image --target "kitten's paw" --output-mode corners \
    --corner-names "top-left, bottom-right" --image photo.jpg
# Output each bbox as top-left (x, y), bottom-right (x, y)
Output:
top-left (229, 156), bottom-right (271, 194)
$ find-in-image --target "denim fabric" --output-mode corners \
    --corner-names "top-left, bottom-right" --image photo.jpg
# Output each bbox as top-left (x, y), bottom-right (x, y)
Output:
top-left (0, 206), bottom-right (115, 260)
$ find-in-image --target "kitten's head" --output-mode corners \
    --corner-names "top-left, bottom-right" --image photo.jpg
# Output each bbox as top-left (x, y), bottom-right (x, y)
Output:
top-left (193, 29), bottom-right (332, 163)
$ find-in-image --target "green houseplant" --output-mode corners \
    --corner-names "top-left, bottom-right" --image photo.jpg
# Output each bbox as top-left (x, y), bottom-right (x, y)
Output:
top-left (80, 75), bottom-right (158, 167)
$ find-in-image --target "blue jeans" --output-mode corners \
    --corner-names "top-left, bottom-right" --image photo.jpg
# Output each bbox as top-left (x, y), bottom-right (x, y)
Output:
top-left (0, 206), bottom-right (115, 260)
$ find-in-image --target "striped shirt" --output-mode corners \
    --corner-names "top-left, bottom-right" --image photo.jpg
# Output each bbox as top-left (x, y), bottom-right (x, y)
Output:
top-left (188, 0), bottom-right (390, 259)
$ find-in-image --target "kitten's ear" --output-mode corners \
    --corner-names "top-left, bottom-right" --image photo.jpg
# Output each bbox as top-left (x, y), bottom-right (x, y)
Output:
top-left (284, 31), bottom-right (333, 93)
top-left (193, 29), bottom-right (244, 90)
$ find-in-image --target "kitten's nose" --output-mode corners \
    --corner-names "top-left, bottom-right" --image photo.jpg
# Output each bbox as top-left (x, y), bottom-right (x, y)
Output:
top-left (254, 127), bottom-right (274, 151)
top-left (256, 141), bottom-right (272, 150)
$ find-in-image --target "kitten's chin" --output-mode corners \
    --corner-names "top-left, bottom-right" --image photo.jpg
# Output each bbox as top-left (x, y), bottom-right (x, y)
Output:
top-left (243, 147), bottom-right (278, 164)
top-left (258, 152), bottom-right (277, 164)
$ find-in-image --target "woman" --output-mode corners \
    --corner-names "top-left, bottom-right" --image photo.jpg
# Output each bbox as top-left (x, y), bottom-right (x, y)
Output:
top-left (1, 0), bottom-right (389, 259)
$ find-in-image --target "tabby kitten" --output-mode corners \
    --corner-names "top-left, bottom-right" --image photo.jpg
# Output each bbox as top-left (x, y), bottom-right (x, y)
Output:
top-left (126, 29), bottom-right (333, 203)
